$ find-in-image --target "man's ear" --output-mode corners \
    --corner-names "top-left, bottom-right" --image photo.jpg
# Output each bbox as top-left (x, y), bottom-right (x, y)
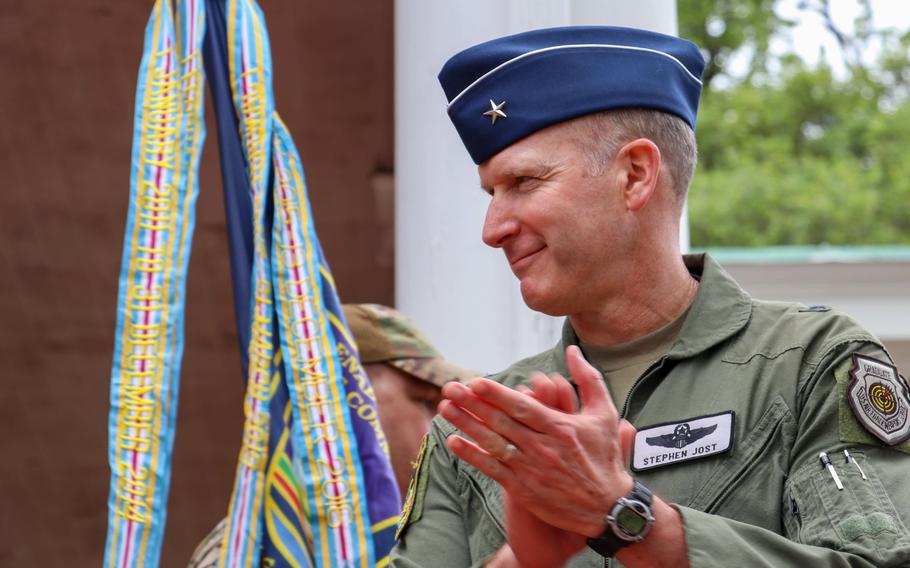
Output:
top-left (616, 138), bottom-right (661, 211)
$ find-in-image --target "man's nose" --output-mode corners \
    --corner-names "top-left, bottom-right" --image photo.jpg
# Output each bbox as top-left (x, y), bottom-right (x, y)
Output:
top-left (482, 196), bottom-right (519, 248)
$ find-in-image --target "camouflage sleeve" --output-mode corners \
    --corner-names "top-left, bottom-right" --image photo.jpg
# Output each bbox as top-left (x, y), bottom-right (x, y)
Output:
top-left (680, 340), bottom-right (910, 567)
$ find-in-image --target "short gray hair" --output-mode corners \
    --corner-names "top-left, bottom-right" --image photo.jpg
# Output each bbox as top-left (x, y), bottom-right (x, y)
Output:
top-left (573, 109), bottom-right (697, 205)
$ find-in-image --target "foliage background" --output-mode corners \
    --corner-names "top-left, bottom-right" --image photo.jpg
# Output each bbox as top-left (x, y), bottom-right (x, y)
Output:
top-left (681, 0), bottom-right (910, 246)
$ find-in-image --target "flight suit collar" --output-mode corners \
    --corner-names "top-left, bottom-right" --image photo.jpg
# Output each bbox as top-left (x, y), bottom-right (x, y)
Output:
top-left (555, 253), bottom-right (752, 366)
top-left (669, 253), bottom-right (752, 359)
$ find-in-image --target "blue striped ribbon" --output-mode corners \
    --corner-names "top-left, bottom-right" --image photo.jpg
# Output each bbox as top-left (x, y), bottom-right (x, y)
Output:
top-left (270, 117), bottom-right (376, 567)
top-left (103, 1), bottom-right (206, 567)
top-left (218, 0), bottom-right (276, 565)
top-left (216, 1), bottom-right (400, 567)
top-left (107, 0), bottom-right (401, 565)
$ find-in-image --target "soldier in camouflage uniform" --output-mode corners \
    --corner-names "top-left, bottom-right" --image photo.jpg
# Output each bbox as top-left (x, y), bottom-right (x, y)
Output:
top-left (344, 303), bottom-right (477, 493)
top-left (188, 303), bottom-right (475, 568)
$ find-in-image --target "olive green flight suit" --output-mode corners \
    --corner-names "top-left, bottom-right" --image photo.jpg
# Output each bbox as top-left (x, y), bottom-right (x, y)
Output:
top-left (392, 254), bottom-right (910, 567)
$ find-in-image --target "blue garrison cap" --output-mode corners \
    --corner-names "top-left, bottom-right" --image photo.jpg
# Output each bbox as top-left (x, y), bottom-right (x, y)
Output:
top-left (438, 26), bottom-right (705, 164)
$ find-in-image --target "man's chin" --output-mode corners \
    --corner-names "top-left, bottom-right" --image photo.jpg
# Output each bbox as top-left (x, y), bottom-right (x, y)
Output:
top-left (519, 281), bottom-right (569, 316)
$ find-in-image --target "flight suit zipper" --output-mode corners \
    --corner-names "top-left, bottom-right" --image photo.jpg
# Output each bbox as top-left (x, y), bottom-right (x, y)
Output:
top-left (599, 357), bottom-right (667, 568)
top-left (620, 356), bottom-right (667, 419)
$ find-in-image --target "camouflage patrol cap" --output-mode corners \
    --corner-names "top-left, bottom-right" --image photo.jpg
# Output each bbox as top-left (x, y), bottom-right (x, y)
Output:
top-left (342, 303), bottom-right (477, 388)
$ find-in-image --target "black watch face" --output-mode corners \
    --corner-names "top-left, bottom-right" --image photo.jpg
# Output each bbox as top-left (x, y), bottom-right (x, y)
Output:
top-left (616, 506), bottom-right (648, 535)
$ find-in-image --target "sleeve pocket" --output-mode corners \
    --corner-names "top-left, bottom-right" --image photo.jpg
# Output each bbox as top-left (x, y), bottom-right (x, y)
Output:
top-left (783, 450), bottom-right (910, 565)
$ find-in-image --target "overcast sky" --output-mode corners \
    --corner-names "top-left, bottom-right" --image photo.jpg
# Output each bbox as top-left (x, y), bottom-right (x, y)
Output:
top-left (777, 0), bottom-right (910, 69)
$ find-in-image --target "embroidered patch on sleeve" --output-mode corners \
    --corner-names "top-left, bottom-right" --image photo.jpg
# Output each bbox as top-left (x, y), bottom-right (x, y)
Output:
top-left (846, 354), bottom-right (910, 446)
top-left (632, 411), bottom-right (734, 472)
top-left (396, 432), bottom-right (434, 540)
top-left (835, 356), bottom-right (910, 453)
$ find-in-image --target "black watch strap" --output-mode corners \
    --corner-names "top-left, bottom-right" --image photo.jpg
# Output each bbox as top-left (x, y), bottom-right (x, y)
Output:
top-left (628, 480), bottom-right (652, 507)
top-left (586, 480), bottom-right (654, 558)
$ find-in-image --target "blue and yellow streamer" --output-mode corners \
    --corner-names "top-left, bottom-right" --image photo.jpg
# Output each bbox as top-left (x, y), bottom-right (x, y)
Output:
top-left (104, 1), bottom-right (206, 567)
top-left (218, 0), bottom-right (275, 566)
top-left (107, 1), bottom-right (400, 566)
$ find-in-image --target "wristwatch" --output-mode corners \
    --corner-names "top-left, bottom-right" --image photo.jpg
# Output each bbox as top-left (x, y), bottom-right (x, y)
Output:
top-left (586, 480), bottom-right (655, 558)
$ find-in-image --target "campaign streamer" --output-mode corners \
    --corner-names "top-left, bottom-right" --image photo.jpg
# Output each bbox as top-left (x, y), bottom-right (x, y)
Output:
top-left (107, 1), bottom-right (400, 566)
top-left (270, 117), bottom-right (375, 567)
top-left (218, 0), bottom-right (276, 566)
top-left (103, 1), bottom-right (206, 567)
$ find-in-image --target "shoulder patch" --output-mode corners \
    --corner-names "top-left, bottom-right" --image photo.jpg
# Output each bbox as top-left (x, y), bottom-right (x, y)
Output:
top-left (847, 354), bottom-right (910, 445)
top-left (396, 432), bottom-right (435, 540)
top-left (836, 355), bottom-right (910, 452)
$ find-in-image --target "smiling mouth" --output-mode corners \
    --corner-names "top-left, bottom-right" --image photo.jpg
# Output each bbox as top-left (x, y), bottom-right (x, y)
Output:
top-left (509, 247), bottom-right (545, 270)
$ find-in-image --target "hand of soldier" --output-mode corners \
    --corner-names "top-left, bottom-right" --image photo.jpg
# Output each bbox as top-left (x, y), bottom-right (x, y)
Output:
top-left (439, 345), bottom-right (637, 540)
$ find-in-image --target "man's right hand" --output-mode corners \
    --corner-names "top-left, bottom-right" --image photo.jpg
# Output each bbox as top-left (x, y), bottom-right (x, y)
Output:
top-left (493, 491), bottom-right (587, 568)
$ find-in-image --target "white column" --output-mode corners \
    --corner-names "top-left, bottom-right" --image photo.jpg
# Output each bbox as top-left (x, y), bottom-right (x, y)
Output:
top-left (395, 1), bottom-right (681, 374)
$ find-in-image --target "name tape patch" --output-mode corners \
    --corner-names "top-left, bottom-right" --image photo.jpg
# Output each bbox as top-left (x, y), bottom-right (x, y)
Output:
top-left (847, 354), bottom-right (910, 446)
top-left (632, 411), bottom-right (734, 472)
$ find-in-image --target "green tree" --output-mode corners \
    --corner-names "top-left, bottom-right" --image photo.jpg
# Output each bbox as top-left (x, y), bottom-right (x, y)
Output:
top-left (682, 1), bottom-right (910, 247)
top-left (678, 0), bottom-right (790, 90)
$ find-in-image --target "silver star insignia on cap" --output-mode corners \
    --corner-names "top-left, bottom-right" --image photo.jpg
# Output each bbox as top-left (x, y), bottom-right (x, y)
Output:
top-left (482, 99), bottom-right (507, 125)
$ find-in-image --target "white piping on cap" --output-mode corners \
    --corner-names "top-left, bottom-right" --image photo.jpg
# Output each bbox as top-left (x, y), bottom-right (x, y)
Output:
top-left (447, 43), bottom-right (703, 109)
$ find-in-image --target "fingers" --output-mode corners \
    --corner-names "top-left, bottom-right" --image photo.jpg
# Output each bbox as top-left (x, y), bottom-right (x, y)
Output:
top-left (446, 434), bottom-right (515, 484)
top-left (525, 372), bottom-right (578, 414)
top-left (439, 382), bottom-right (543, 463)
top-left (565, 346), bottom-right (612, 415)
top-left (467, 378), bottom-right (555, 432)
top-left (529, 372), bottom-right (557, 407)
top-left (551, 373), bottom-right (579, 413)
top-left (437, 399), bottom-right (519, 459)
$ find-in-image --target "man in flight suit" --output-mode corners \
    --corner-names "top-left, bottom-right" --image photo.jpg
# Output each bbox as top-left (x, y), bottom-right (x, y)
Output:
top-left (391, 26), bottom-right (910, 567)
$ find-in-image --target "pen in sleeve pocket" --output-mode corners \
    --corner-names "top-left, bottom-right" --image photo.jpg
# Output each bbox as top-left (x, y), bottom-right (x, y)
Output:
top-left (844, 449), bottom-right (867, 480)
top-left (819, 452), bottom-right (843, 490)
